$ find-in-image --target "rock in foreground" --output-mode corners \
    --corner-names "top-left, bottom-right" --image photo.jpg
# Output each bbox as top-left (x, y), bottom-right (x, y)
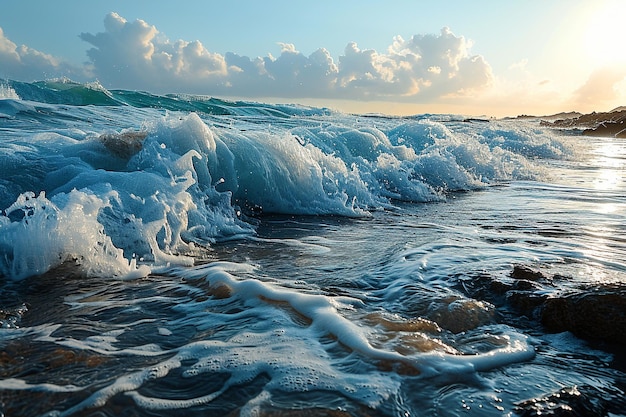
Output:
top-left (460, 265), bottom-right (626, 345)
top-left (541, 285), bottom-right (626, 345)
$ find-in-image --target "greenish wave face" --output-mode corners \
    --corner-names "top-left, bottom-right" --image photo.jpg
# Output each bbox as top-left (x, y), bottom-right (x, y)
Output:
top-left (2, 78), bottom-right (335, 117)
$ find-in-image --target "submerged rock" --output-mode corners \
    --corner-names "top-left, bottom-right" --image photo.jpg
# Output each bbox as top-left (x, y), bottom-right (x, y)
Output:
top-left (510, 265), bottom-right (548, 281)
top-left (459, 265), bottom-right (626, 345)
top-left (514, 386), bottom-right (607, 417)
top-left (426, 296), bottom-right (495, 333)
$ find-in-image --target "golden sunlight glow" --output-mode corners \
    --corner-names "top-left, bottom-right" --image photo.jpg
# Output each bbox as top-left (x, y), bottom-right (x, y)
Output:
top-left (592, 141), bottom-right (624, 192)
top-left (582, 3), bottom-right (626, 66)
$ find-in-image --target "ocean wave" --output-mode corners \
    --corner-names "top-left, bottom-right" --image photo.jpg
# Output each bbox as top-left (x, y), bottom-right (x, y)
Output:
top-left (6, 78), bottom-right (119, 106)
top-left (0, 80), bottom-right (572, 280)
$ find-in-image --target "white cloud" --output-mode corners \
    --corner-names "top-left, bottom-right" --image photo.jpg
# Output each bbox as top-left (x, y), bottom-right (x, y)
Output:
top-left (509, 59), bottom-right (529, 71)
top-left (78, 13), bottom-right (493, 102)
top-left (79, 12), bottom-right (228, 91)
top-left (1, 13), bottom-right (494, 105)
top-left (0, 27), bottom-right (80, 81)
top-left (572, 65), bottom-right (626, 109)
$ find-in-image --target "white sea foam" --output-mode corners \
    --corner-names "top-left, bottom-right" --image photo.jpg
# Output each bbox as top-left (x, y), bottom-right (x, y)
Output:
top-left (24, 261), bottom-right (534, 416)
top-left (0, 114), bottom-right (255, 279)
top-left (0, 82), bottom-right (19, 100)
top-left (0, 105), bottom-right (569, 280)
top-left (0, 191), bottom-right (150, 280)
top-left (179, 263), bottom-right (535, 375)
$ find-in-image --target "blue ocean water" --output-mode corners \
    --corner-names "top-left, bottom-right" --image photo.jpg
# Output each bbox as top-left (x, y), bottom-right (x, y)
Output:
top-left (0, 79), bottom-right (624, 416)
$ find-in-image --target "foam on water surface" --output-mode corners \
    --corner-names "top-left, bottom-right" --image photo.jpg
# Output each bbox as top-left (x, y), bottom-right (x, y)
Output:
top-left (178, 264), bottom-right (535, 374)
top-left (0, 86), bottom-right (570, 280)
top-left (0, 190), bottom-right (150, 280)
top-left (4, 80), bottom-right (622, 416)
top-left (5, 261), bottom-right (536, 417)
top-left (0, 83), bottom-right (20, 101)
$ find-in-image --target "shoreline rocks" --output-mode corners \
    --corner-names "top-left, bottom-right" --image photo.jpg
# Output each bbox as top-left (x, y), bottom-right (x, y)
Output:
top-left (459, 265), bottom-right (626, 346)
top-left (540, 286), bottom-right (626, 344)
top-left (539, 109), bottom-right (626, 138)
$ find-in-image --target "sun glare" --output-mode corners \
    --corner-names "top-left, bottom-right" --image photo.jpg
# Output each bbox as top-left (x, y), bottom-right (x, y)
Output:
top-left (582, 3), bottom-right (626, 66)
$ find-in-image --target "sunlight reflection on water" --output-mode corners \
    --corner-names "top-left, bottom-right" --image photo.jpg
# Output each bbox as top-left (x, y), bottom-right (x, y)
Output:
top-left (591, 139), bottom-right (625, 191)
top-left (581, 138), bottom-right (626, 281)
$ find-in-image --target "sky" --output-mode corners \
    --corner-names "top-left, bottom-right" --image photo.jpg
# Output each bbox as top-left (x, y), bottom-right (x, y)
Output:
top-left (1, 0), bottom-right (626, 117)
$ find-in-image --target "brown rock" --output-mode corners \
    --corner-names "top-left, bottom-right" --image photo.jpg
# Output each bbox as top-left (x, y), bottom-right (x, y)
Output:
top-left (582, 120), bottom-right (626, 138)
top-left (99, 130), bottom-right (147, 158)
top-left (459, 267), bottom-right (626, 345)
top-left (541, 109), bottom-right (626, 138)
top-left (540, 285), bottom-right (626, 345)
top-left (427, 296), bottom-right (495, 333)
top-left (511, 265), bottom-right (547, 281)
top-left (507, 291), bottom-right (545, 319)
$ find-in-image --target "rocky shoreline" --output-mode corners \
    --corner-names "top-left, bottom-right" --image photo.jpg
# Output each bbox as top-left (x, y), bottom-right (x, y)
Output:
top-left (458, 265), bottom-right (626, 346)
top-left (455, 265), bottom-right (626, 416)
top-left (537, 107), bottom-right (626, 138)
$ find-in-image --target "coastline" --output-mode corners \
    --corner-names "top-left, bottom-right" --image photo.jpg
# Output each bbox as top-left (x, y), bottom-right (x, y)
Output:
top-left (511, 107), bottom-right (626, 138)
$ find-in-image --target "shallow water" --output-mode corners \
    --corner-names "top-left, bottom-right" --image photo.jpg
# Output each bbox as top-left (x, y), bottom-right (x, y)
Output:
top-left (0, 80), bottom-right (625, 416)
top-left (2, 182), bottom-right (625, 416)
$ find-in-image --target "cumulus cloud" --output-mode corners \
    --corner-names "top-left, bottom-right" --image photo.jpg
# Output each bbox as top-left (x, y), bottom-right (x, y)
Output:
top-left (572, 65), bottom-right (626, 108)
top-left (78, 13), bottom-right (493, 102)
top-left (80, 13), bottom-right (228, 91)
top-left (1, 13), bottom-right (494, 104)
top-left (0, 27), bottom-right (81, 81)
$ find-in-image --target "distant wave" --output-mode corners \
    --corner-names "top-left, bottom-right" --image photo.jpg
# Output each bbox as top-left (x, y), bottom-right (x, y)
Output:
top-left (3, 78), bottom-right (335, 116)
